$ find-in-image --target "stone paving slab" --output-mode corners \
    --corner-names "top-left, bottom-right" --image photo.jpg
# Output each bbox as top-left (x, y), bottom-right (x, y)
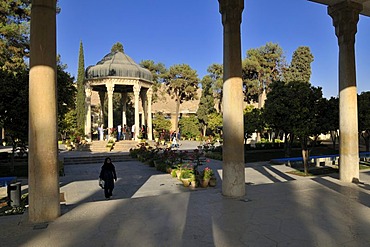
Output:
top-left (1, 158), bottom-right (370, 247)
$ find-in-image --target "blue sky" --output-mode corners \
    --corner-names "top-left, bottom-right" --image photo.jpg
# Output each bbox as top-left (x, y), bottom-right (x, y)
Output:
top-left (57, 0), bottom-right (370, 98)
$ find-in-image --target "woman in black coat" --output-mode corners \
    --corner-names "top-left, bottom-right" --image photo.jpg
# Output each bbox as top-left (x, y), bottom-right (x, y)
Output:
top-left (99, 157), bottom-right (117, 199)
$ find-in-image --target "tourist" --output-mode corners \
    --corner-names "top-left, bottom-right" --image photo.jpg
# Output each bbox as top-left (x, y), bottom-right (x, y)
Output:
top-left (98, 124), bottom-right (104, 141)
top-left (123, 124), bottom-right (127, 140)
top-left (117, 124), bottom-right (122, 141)
top-left (99, 157), bottom-right (117, 199)
top-left (131, 124), bottom-right (135, 140)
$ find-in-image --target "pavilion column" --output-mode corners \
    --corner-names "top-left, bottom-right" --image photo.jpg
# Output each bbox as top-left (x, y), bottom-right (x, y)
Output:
top-left (29, 0), bottom-right (60, 222)
top-left (121, 92), bottom-right (127, 126)
top-left (141, 90), bottom-right (147, 131)
top-left (147, 88), bottom-right (153, 140)
top-left (329, 1), bottom-right (362, 183)
top-left (106, 83), bottom-right (114, 134)
top-left (98, 91), bottom-right (106, 126)
top-left (133, 83), bottom-right (141, 140)
top-left (84, 85), bottom-right (92, 142)
top-left (219, 0), bottom-right (245, 197)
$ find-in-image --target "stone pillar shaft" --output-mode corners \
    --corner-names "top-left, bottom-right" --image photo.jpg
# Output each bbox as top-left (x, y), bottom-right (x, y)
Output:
top-left (29, 0), bottom-right (60, 223)
top-left (121, 93), bottom-right (127, 126)
top-left (329, 1), bottom-right (362, 183)
top-left (98, 91), bottom-right (105, 126)
top-left (133, 83), bottom-right (141, 140)
top-left (85, 86), bottom-right (92, 142)
top-left (141, 91), bottom-right (147, 129)
top-left (147, 88), bottom-right (153, 141)
top-left (106, 83), bottom-right (114, 133)
top-left (219, 0), bottom-right (245, 197)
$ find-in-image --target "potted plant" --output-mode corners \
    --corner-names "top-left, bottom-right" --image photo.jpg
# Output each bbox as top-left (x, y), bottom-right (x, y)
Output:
top-left (180, 167), bottom-right (193, 187)
top-left (200, 167), bottom-right (214, 188)
top-left (209, 176), bottom-right (217, 187)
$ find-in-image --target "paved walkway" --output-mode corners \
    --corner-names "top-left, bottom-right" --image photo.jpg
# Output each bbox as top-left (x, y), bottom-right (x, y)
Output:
top-left (1, 146), bottom-right (370, 246)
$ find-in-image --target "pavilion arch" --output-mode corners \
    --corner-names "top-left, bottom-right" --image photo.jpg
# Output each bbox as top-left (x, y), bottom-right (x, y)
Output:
top-left (28, 0), bottom-right (369, 223)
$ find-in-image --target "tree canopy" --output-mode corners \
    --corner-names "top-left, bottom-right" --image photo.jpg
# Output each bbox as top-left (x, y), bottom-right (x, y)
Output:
top-left (358, 92), bottom-right (370, 152)
top-left (264, 81), bottom-right (324, 174)
top-left (197, 75), bottom-right (216, 135)
top-left (163, 64), bottom-right (199, 131)
top-left (140, 59), bottom-right (167, 102)
top-left (76, 41), bottom-right (85, 133)
top-left (242, 42), bottom-right (285, 103)
top-left (284, 46), bottom-right (314, 83)
top-left (0, 0), bottom-right (30, 72)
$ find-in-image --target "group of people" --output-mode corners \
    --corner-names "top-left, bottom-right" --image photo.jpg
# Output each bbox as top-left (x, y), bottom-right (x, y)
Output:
top-left (97, 124), bottom-right (149, 141)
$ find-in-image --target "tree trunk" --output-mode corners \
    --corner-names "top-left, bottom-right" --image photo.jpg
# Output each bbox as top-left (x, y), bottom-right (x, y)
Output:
top-left (174, 99), bottom-right (180, 132)
top-left (202, 125), bottom-right (207, 137)
top-left (301, 137), bottom-right (309, 175)
top-left (284, 132), bottom-right (294, 158)
top-left (330, 130), bottom-right (337, 150)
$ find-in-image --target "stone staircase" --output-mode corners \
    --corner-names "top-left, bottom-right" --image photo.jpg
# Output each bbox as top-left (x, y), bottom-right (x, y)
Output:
top-left (76, 140), bottom-right (140, 153)
top-left (63, 153), bottom-right (134, 165)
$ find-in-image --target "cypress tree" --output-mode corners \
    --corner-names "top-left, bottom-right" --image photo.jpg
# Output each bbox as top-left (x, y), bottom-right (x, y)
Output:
top-left (76, 41), bottom-right (85, 133)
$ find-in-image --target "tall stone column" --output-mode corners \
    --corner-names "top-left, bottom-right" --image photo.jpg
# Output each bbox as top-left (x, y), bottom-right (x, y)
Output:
top-left (29, 0), bottom-right (60, 223)
top-left (147, 88), bottom-right (153, 140)
top-left (133, 83), bottom-right (141, 140)
top-left (329, 1), bottom-right (362, 183)
top-left (121, 92), bottom-right (127, 126)
top-left (98, 91), bottom-right (106, 126)
top-left (219, 0), bottom-right (245, 197)
top-left (141, 90), bottom-right (147, 129)
top-left (106, 83), bottom-right (115, 133)
top-left (84, 85), bottom-right (92, 142)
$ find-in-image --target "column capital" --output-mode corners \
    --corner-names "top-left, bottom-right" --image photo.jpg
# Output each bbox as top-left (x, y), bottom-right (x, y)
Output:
top-left (218, 0), bottom-right (244, 25)
top-left (85, 85), bottom-right (92, 97)
top-left (106, 83), bottom-right (114, 95)
top-left (133, 83), bottom-right (141, 95)
top-left (147, 87), bottom-right (153, 99)
top-left (328, 1), bottom-right (362, 45)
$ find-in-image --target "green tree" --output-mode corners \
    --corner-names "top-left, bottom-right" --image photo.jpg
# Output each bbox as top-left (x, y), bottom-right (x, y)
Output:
top-left (76, 41), bottom-right (85, 133)
top-left (0, 69), bottom-right (28, 145)
top-left (111, 42), bottom-right (124, 53)
top-left (153, 112), bottom-right (172, 136)
top-left (264, 81), bottom-right (324, 174)
top-left (242, 42), bottom-right (285, 103)
top-left (57, 57), bottom-right (76, 139)
top-left (284, 46), bottom-right (314, 83)
top-left (163, 64), bottom-right (199, 132)
top-left (358, 92), bottom-right (370, 152)
top-left (197, 75), bottom-right (216, 136)
top-left (244, 106), bottom-right (265, 140)
top-left (207, 63), bottom-right (223, 113)
top-left (140, 60), bottom-right (167, 102)
top-left (0, 0), bottom-right (30, 72)
top-left (207, 112), bottom-right (223, 133)
top-left (179, 115), bottom-right (200, 140)
top-left (320, 97), bottom-right (339, 150)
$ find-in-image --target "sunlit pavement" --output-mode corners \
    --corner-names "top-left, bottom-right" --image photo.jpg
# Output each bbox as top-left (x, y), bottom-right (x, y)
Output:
top-left (1, 147), bottom-right (370, 246)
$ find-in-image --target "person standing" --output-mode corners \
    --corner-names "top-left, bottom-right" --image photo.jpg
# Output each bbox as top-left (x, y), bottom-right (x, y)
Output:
top-left (123, 124), bottom-right (127, 140)
top-left (117, 124), bottom-right (122, 141)
top-left (99, 124), bottom-right (104, 141)
top-left (99, 157), bottom-right (117, 199)
top-left (131, 124), bottom-right (135, 140)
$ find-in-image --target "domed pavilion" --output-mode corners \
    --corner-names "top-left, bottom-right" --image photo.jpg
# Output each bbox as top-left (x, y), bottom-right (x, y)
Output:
top-left (84, 50), bottom-right (154, 141)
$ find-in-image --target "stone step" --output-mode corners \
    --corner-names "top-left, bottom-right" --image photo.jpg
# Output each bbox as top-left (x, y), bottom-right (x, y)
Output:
top-left (63, 153), bottom-right (134, 165)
